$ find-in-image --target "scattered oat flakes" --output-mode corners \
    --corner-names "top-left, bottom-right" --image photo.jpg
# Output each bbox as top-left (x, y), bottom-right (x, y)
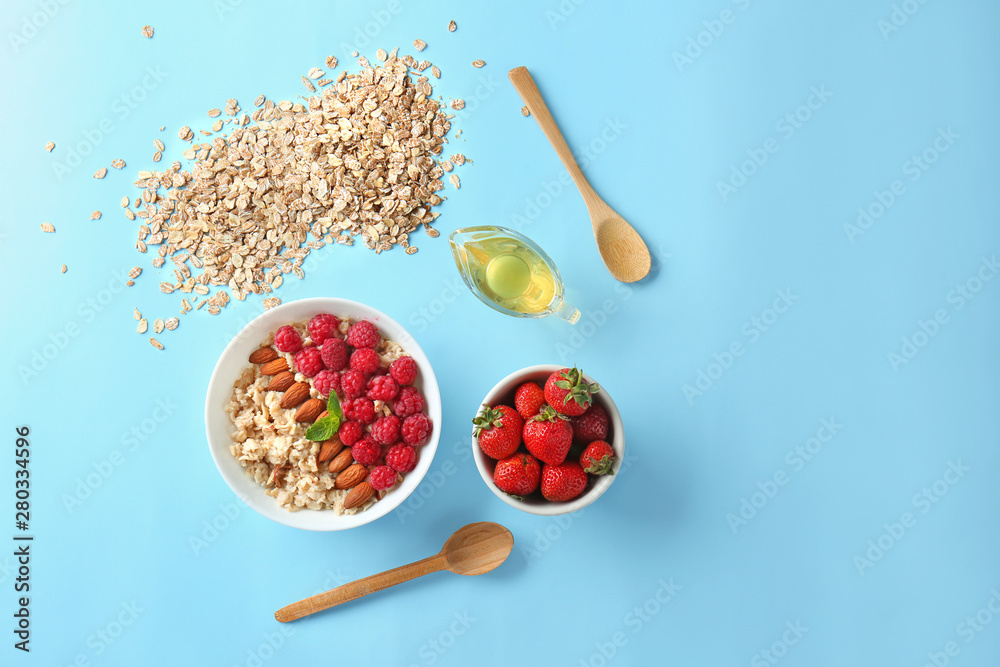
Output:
top-left (308, 67), bottom-right (324, 79)
top-left (521, 106), bottom-right (530, 117)
top-left (263, 297), bottom-right (282, 310)
top-left (207, 305), bottom-right (221, 315)
top-left (451, 99), bottom-right (465, 110)
top-left (45, 141), bottom-right (55, 152)
top-left (165, 317), bottom-right (178, 331)
top-left (153, 318), bottom-right (165, 333)
top-left (149, 337), bottom-right (163, 350)
top-left (133, 308), bottom-right (142, 320)
top-left (473, 60), bottom-right (485, 68)
top-left (137, 318), bottom-right (148, 334)
top-left (152, 151), bottom-right (162, 162)
top-left (301, 76), bottom-right (316, 93)
top-left (452, 153), bottom-right (466, 166)
top-left (413, 39), bottom-right (426, 51)
top-left (405, 246), bottom-right (418, 254)
top-left (125, 208), bottom-right (136, 221)
top-left (431, 65), bottom-right (441, 79)
top-left (317, 78), bottom-right (332, 87)
top-left (448, 20), bottom-right (457, 31)
top-left (111, 159), bottom-right (125, 169)
top-left (212, 120), bottom-right (223, 132)
top-left (159, 126), bottom-right (165, 131)
top-left (208, 108), bottom-right (221, 118)
top-left (376, 48), bottom-right (388, 62)
top-left (449, 174), bottom-right (461, 189)
top-left (90, 210), bottom-right (102, 219)
top-left (41, 223), bottom-right (55, 233)
top-left (61, 264), bottom-right (67, 273)
top-left (178, 126), bottom-right (193, 141)
top-left (141, 25), bottom-right (154, 38)
top-left (94, 167), bottom-right (108, 179)
top-left (441, 160), bottom-right (453, 172)
top-left (121, 196), bottom-right (130, 208)
top-left (326, 55), bottom-right (339, 69)
top-left (424, 227), bottom-right (439, 238)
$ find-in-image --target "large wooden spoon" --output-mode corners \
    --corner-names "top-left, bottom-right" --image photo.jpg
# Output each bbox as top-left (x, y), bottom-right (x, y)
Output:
top-left (274, 522), bottom-right (514, 622)
top-left (509, 66), bottom-right (652, 283)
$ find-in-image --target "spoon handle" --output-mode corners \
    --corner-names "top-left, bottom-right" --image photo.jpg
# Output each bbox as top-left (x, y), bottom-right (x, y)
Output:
top-left (274, 553), bottom-right (447, 622)
top-left (508, 66), bottom-right (601, 209)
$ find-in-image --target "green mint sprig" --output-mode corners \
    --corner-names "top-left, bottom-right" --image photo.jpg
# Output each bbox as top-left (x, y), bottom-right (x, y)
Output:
top-left (305, 391), bottom-right (343, 441)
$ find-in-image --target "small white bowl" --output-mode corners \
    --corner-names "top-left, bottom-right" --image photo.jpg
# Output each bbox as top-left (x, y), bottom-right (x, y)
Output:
top-left (472, 364), bottom-right (624, 515)
top-left (205, 297), bottom-right (441, 531)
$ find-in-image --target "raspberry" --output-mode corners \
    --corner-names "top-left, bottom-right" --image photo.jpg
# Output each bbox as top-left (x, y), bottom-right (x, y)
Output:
top-left (392, 386), bottom-right (425, 418)
top-left (401, 413), bottom-right (432, 446)
top-left (350, 347), bottom-right (380, 375)
top-left (367, 375), bottom-right (399, 402)
top-left (389, 356), bottom-right (418, 385)
top-left (371, 415), bottom-right (401, 446)
top-left (307, 314), bottom-right (340, 345)
top-left (340, 370), bottom-right (366, 399)
top-left (273, 325), bottom-right (302, 353)
top-left (338, 420), bottom-right (363, 447)
top-left (346, 320), bottom-right (380, 349)
top-left (351, 437), bottom-right (382, 466)
top-left (369, 465), bottom-right (399, 491)
top-left (514, 381), bottom-right (547, 420)
top-left (385, 444), bottom-right (417, 473)
top-left (345, 397), bottom-right (376, 424)
top-left (320, 338), bottom-right (349, 371)
top-left (293, 346), bottom-right (324, 377)
top-left (313, 370), bottom-right (340, 398)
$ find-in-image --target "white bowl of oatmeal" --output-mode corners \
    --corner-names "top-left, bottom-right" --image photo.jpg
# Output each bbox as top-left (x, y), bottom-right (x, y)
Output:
top-left (205, 297), bottom-right (441, 531)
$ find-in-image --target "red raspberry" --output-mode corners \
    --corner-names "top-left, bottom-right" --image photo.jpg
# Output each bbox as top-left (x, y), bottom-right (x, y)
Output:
top-left (350, 347), bottom-right (381, 375)
top-left (307, 314), bottom-right (340, 345)
top-left (273, 325), bottom-right (302, 353)
top-left (320, 338), bottom-right (349, 371)
top-left (369, 465), bottom-right (399, 491)
top-left (371, 415), bottom-right (401, 445)
top-left (385, 444), bottom-right (417, 473)
top-left (367, 375), bottom-right (399, 402)
top-left (392, 386), bottom-right (424, 418)
top-left (389, 356), bottom-right (418, 385)
top-left (514, 382), bottom-right (547, 420)
top-left (351, 436), bottom-right (382, 466)
top-left (293, 345), bottom-right (324, 377)
top-left (338, 420), bottom-right (363, 447)
top-left (340, 370), bottom-right (366, 399)
top-left (345, 397), bottom-right (376, 424)
top-left (313, 370), bottom-right (340, 398)
top-left (346, 320), bottom-right (380, 349)
top-left (401, 413), bottom-right (432, 446)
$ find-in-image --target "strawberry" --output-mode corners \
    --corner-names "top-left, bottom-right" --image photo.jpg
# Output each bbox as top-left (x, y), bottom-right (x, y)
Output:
top-left (540, 462), bottom-right (588, 501)
top-left (571, 403), bottom-right (609, 442)
top-left (543, 366), bottom-right (599, 416)
top-left (579, 441), bottom-right (616, 475)
top-left (472, 404), bottom-right (522, 460)
top-left (523, 405), bottom-right (573, 465)
top-left (514, 381), bottom-right (547, 420)
top-left (493, 453), bottom-right (541, 498)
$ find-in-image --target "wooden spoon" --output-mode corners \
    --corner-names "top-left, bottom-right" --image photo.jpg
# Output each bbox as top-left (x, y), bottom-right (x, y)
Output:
top-left (274, 522), bottom-right (513, 622)
top-left (508, 66), bottom-right (652, 283)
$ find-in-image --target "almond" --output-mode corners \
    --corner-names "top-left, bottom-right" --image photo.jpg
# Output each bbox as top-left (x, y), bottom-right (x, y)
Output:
top-left (334, 463), bottom-right (367, 489)
top-left (266, 371), bottom-right (295, 392)
top-left (259, 358), bottom-right (289, 375)
top-left (294, 398), bottom-right (325, 423)
top-left (317, 438), bottom-right (343, 463)
top-left (269, 464), bottom-right (289, 487)
top-left (343, 480), bottom-right (374, 509)
top-left (279, 382), bottom-right (311, 409)
top-left (328, 449), bottom-right (353, 474)
top-left (249, 346), bottom-right (278, 364)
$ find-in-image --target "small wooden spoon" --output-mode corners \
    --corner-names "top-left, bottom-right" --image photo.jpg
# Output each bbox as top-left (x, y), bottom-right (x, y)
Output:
top-left (274, 522), bottom-right (513, 622)
top-left (509, 66), bottom-right (652, 283)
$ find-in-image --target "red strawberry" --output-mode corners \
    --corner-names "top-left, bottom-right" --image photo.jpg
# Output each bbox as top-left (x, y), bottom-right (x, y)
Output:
top-left (579, 441), bottom-right (616, 475)
top-left (473, 405), bottom-right (523, 460)
top-left (543, 367), bottom-right (599, 416)
top-left (514, 381), bottom-right (546, 420)
top-left (540, 462), bottom-right (588, 501)
top-left (493, 453), bottom-right (541, 498)
top-left (571, 403), bottom-right (609, 442)
top-left (523, 405), bottom-right (573, 466)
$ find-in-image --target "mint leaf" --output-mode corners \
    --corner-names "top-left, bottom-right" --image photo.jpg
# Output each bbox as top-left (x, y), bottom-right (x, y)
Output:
top-left (327, 391), bottom-right (343, 421)
top-left (306, 415), bottom-right (338, 442)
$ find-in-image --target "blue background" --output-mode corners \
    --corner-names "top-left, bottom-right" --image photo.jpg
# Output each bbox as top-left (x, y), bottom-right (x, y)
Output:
top-left (2, 0), bottom-right (998, 665)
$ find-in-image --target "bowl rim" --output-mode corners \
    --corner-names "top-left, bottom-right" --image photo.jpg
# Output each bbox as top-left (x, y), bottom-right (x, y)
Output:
top-left (471, 364), bottom-right (624, 516)
top-left (204, 297), bottom-right (441, 531)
